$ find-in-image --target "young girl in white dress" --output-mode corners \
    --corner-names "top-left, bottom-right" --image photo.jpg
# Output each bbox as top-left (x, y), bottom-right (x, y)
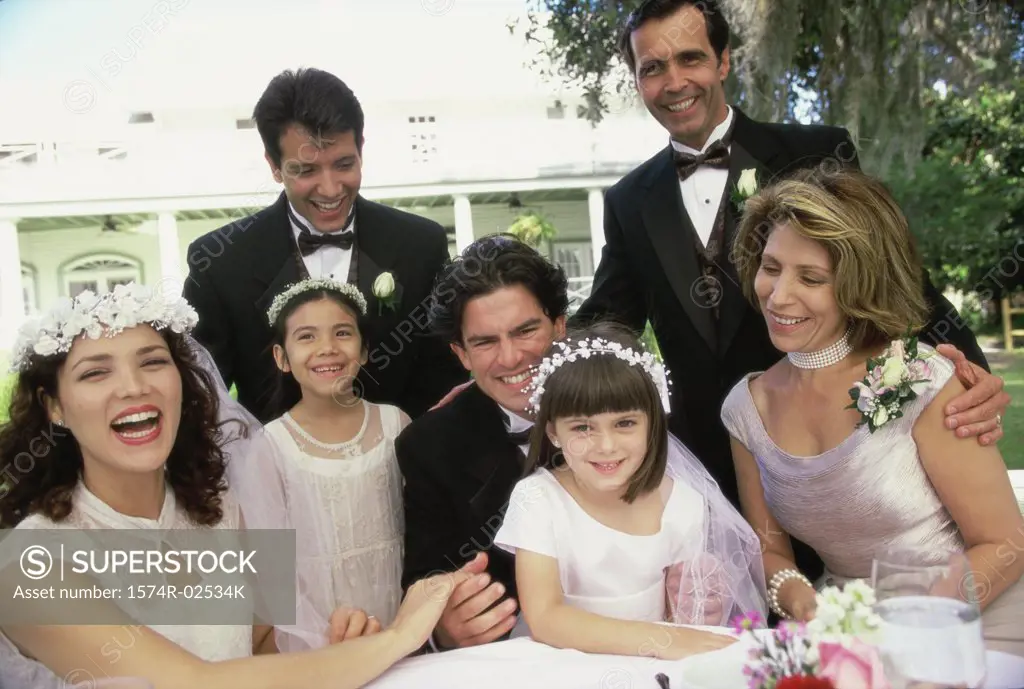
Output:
top-left (493, 323), bottom-right (767, 660)
top-left (264, 277), bottom-right (409, 628)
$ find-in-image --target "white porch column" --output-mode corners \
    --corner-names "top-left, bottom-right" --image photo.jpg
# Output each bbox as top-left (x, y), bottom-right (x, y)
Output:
top-left (156, 212), bottom-right (182, 293)
top-left (587, 188), bottom-right (605, 268)
top-left (0, 218), bottom-right (24, 353)
top-left (453, 194), bottom-right (475, 252)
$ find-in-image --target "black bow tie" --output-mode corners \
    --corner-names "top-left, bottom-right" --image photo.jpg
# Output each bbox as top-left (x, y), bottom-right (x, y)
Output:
top-left (673, 138), bottom-right (730, 180)
top-left (297, 229), bottom-right (354, 256)
top-left (508, 427), bottom-right (532, 445)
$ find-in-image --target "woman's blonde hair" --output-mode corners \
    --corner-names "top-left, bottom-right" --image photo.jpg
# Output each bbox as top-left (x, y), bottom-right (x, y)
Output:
top-left (731, 168), bottom-right (930, 351)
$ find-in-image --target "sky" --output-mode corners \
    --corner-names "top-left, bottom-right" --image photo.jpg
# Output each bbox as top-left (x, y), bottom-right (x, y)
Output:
top-left (0, 0), bottom-right (570, 137)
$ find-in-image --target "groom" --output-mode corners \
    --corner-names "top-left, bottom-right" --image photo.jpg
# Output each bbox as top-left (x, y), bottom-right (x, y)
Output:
top-left (183, 68), bottom-right (467, 422)
top-left (398, 235), bottom-right (569, 650)
top-left (573, 0), bottom-right (1008, 510)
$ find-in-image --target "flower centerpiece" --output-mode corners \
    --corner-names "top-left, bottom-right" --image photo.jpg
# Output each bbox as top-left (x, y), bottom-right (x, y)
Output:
top-left (734, 580), bottom-right (890, 689)
top-left (847, 335), bottom-right (933, 433)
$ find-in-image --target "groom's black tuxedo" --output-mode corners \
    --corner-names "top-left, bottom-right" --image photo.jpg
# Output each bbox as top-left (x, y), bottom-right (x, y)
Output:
top-left (573, 107), bottom-right (987, 513)
top-left (183, 192), bottom-right (468, 422)
top-left (397, 383), bottom-right (523, 601)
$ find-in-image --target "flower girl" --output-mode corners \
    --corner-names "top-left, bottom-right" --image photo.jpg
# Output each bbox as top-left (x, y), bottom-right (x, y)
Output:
top-left (493, 323), bottom-right (767, 660)
top-left (264, 277), bottom-right (408, 627)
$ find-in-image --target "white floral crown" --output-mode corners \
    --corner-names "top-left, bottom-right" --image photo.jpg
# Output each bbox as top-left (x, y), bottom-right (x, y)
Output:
top-left (526, 336), bottom-right (672, 415)
top-left (266, 277), bottom-right (367, 326)
top-left (9, 282), bottom-right (198, 373)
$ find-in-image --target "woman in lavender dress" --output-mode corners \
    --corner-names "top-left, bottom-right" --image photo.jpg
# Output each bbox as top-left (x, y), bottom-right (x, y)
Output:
top-left (720, 169), bottom-right (1024, 656)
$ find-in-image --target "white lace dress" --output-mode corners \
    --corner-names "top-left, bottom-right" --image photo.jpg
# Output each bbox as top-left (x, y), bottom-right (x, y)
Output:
top-left (264, 401), bottom-right (408, 626)
top-left (0, 482), bottom-right (253, 689)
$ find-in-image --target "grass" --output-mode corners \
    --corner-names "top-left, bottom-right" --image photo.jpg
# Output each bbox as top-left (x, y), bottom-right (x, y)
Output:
top-left (985, 349), bottom-right (1024, 470)
top-left (0, 353), bottom-right (1021, 469)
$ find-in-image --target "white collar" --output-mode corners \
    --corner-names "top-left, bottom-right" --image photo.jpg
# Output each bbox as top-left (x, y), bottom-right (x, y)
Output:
top-left (73, 480), bottom-right (177, 530)
top-left (287, 201), bottom-right (356, 239)
top-left (500, 405), bottom-right (534, 433)
top-left (670, 105), bottom-right (734, 156)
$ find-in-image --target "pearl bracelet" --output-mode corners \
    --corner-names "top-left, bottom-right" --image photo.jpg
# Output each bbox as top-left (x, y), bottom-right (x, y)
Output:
top-left (768, 568), bottom-right (813, 619)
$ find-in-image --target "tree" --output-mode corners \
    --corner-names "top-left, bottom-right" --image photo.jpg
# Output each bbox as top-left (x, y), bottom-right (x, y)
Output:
top-left (508, 211), bottom-right (559, 247)
top-left (887, 79), bottom-right (1024, 300)
top-left (513, 0), bottom-right (1023, 174)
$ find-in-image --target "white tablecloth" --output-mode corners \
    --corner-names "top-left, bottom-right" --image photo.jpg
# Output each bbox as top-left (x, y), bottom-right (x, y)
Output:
top-left (365, 628), bottom-right (1024, 689)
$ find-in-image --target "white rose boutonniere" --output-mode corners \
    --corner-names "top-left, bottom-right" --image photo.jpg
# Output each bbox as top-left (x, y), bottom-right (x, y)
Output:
top-left (847, 333), bottom-right (933, 433)
top-left (731, 168), bottom-right (759, 210)
top-left (737, 168), bottom-right (758, 196)
top-left (372, 271), bottom-right (399, 315)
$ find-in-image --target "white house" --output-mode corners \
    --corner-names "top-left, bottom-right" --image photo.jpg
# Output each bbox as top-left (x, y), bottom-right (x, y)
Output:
top-left (0, 0), bottom-right (669, 355)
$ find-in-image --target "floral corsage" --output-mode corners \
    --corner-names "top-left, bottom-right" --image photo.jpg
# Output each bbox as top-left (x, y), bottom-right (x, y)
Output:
top-left (847, 335), bottom-right (933, 433)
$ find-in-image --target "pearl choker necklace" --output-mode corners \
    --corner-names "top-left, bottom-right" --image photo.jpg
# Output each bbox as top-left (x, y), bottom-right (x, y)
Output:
top-left (787, 328), bottom-right (854, 369)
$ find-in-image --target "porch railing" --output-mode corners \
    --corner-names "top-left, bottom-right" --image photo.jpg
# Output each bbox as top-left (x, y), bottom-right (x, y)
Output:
top-left (567, 276), bottom-right (593, 313)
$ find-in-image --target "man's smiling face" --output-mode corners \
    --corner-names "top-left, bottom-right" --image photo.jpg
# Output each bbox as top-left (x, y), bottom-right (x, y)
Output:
top-left (452, 284), bottom-right (566, 417)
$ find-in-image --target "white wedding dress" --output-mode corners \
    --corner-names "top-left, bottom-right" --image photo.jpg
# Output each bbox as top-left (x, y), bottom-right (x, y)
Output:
top-left (0, 482), bottom-right (253, 689)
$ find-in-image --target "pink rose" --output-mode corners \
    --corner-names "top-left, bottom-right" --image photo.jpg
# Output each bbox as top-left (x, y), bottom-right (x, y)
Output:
top-left (817, 639), bottom-right (890, 689)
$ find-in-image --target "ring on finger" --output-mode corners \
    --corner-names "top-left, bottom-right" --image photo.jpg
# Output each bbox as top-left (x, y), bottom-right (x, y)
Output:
top-left (996, 413), bottom-right (1003, 427)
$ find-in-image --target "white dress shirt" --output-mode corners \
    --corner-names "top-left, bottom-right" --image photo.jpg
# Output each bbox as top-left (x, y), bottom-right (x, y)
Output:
top-left (669, 106), bottom-right (735, 247)
top-left (287, 201), bottom-right (355, 281)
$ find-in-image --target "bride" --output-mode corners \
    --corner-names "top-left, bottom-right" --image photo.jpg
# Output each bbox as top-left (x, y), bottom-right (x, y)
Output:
top-left (0, 283), bottom-right (467, 688)
top-left (721, 168), bottom-right (1024, 656)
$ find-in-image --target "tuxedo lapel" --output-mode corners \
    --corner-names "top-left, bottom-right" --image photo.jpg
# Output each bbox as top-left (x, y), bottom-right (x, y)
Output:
top-left (459, 386), bottom-right (525, 521)
top-left (716, 139), bottom-right (764, 357)
top-left (252, 193), bottom-right (305, 316)
top-left (715, 109), bottom-right (789, 357)
top-left (352, 197), bottom-right (405, 319)
top-left (640, 149), bottom-right (716, 352)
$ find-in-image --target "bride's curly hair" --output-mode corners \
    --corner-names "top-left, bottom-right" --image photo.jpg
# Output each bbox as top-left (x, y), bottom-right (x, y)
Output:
top-left (0, 329), bottom-right (230, 528)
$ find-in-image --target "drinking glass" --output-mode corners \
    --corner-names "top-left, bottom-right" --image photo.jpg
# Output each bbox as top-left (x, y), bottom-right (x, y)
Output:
top-left (871, 546), bottom-right (987, 688)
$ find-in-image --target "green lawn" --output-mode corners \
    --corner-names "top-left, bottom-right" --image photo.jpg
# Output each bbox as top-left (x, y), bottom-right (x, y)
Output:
top-left (986, 350), bottom-right (1024, 470)
top-left (0, 353), bottom-right (1022, 469)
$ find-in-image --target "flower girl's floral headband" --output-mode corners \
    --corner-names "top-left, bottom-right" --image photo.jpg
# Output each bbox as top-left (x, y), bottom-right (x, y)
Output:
top-left (526, 336), bottom-right (672, 415)
top-left (10, 282), bottom-right (198, 373)
top-left (266, 278), bottom-right (368, 326)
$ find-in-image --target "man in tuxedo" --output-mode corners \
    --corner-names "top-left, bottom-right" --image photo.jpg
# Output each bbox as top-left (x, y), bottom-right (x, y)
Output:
top-left (183, 68), bottom-right (467, 422)
top-left (397, 235), bottom-right (569, 650)
top-left (573, 0), bottom-right (1009, 515)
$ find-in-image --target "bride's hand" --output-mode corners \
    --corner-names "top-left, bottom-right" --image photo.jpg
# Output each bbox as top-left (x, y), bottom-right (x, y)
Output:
top-left (328, 606), bottom-right (382, 643)
top-left (389, 568), bottom-right (474, 655)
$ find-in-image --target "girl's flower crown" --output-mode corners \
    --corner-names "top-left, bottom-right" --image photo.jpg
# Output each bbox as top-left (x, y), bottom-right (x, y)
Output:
top-left (266, 278), bottom-right (368, 326)
top-left (9, 282), bottom-right (198, 373)
top-left (526, 336), bottom-right (672, 415)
